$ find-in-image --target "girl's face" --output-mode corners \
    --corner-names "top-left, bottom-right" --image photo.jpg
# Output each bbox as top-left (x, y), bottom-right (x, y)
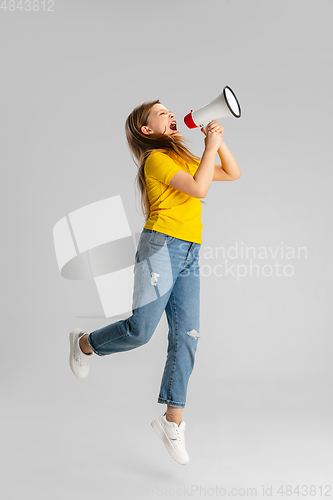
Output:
top-left (141, 104), bottom-right (179, 136)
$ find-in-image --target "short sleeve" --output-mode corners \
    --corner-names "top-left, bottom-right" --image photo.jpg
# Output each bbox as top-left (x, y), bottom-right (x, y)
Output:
top-left (145, 152), bottom-right (183, 186)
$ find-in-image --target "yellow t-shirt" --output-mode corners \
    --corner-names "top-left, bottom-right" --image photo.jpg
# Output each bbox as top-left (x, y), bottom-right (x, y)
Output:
top-left (143, 151), bottom-right (203, 244)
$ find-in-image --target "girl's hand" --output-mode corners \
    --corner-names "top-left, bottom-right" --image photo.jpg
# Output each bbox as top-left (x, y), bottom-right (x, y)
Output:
top-left (201, 120), bottom-right (224, 151)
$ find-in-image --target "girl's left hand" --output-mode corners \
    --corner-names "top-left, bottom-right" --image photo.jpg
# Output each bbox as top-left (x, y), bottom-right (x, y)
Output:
top-left (201, 120), bottom-right (224, 138)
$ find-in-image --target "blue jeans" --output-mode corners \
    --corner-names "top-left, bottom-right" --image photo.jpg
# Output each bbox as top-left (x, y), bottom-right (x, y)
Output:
top-left (87, 228), bottom-right (201, 408)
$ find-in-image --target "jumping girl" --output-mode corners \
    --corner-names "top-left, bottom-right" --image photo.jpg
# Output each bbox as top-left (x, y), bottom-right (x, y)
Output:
top-left (69, 99), bottom-right (241, 465)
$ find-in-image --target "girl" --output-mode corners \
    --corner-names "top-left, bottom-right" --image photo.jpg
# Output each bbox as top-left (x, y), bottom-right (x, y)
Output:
top-left (69, 99), bottom-right (241, 465)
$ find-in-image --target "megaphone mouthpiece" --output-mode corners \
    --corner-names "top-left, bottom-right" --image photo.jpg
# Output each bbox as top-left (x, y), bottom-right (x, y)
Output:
top-left (184, 110), bottom-right (196, 129)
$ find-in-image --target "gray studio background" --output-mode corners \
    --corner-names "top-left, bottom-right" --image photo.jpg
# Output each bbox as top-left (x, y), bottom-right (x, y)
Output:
top-left (1, 0), bottom-right (332, 499)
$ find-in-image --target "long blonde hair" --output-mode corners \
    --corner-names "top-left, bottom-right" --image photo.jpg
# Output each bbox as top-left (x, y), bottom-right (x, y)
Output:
top-left (125, 99), bottom-right (206, 223)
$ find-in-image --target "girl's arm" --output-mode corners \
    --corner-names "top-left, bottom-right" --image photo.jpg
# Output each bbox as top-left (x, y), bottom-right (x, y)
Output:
top-left (213, 141), bottom-right (241, 181)
top-left (170, 122), bottom-right (222, 198)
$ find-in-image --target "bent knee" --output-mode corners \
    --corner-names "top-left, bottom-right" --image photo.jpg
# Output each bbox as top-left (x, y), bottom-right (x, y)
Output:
top-left (131, 331), bottom-right (153, 347)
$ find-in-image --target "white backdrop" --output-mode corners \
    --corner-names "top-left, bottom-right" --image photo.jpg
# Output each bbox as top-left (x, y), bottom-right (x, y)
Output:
top-left (1, 0), bottom-right (332, 499)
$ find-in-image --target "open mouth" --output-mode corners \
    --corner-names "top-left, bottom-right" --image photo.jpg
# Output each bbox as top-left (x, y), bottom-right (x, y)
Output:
top-left (170, 121), bottom-right (177, 131)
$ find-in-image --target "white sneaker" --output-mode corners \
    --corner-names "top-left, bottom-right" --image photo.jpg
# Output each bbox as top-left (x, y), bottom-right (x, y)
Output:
top-left (69, 328), bottom-right (93, 379)
top-left (151, 412), bottom-right (190, 465)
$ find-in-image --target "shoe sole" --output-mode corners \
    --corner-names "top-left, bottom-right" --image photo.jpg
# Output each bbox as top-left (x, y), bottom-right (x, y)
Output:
top-left (69, 329), bottom-right (88, 379)
top-left (151, 417), bottom-right (189, 465)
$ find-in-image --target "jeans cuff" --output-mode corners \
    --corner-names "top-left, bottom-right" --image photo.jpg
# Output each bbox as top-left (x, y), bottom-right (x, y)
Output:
top-left (157, 397), bottom-right (185, 408)
top-left (87, 334), bottom-right (104, 357)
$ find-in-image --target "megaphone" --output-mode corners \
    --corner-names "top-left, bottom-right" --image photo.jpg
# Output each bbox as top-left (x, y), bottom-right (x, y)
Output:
top-left (184, 86), bottom-right (241, 129)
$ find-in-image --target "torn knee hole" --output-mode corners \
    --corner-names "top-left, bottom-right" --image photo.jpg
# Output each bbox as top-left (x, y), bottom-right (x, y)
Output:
top-left (150, 272), bottom-right (160, 286)
top-left (187, 329), bottom-right (200, 339)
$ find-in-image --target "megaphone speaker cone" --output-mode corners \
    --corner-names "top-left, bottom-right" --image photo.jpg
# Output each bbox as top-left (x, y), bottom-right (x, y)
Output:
top-left (223, 86), bottom-right (241, 118)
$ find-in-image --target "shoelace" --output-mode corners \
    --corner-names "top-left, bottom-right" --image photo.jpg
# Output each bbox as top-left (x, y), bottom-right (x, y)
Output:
top-left (175, 426), bottom-right (185, 445)
top-left (78, 354), bottom-right (90, 366)
top-left (76, 345), bottom-right (91, 366)
top-left (163, 413), bottom-right (186, 445)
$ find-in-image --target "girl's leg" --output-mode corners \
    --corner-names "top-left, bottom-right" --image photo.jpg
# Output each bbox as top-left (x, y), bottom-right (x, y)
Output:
top-left (80, 334), bottom-right (92, 353)
top-left (166, 404), bottom-right (183, 426)
top-left (86, 230), bottom-right (176, 356)
top-left (150, 237), bottom-right (200, 466)
top-left (158, 242), bottom-right (201, 410)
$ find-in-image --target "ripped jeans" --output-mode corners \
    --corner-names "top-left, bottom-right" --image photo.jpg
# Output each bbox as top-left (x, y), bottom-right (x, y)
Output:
top-left (87, 228), bottom-right (201, 408)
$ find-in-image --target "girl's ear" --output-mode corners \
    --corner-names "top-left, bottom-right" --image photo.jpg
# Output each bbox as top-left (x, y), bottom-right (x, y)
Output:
top-left (141, 126), bottom-right (151, 135)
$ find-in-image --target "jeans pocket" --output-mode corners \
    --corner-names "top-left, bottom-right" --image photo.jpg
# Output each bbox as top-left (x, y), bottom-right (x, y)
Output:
top-left (149, 230), bottom-right (175, 246)
top-left (135, 229), bottom-right (153, 264)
